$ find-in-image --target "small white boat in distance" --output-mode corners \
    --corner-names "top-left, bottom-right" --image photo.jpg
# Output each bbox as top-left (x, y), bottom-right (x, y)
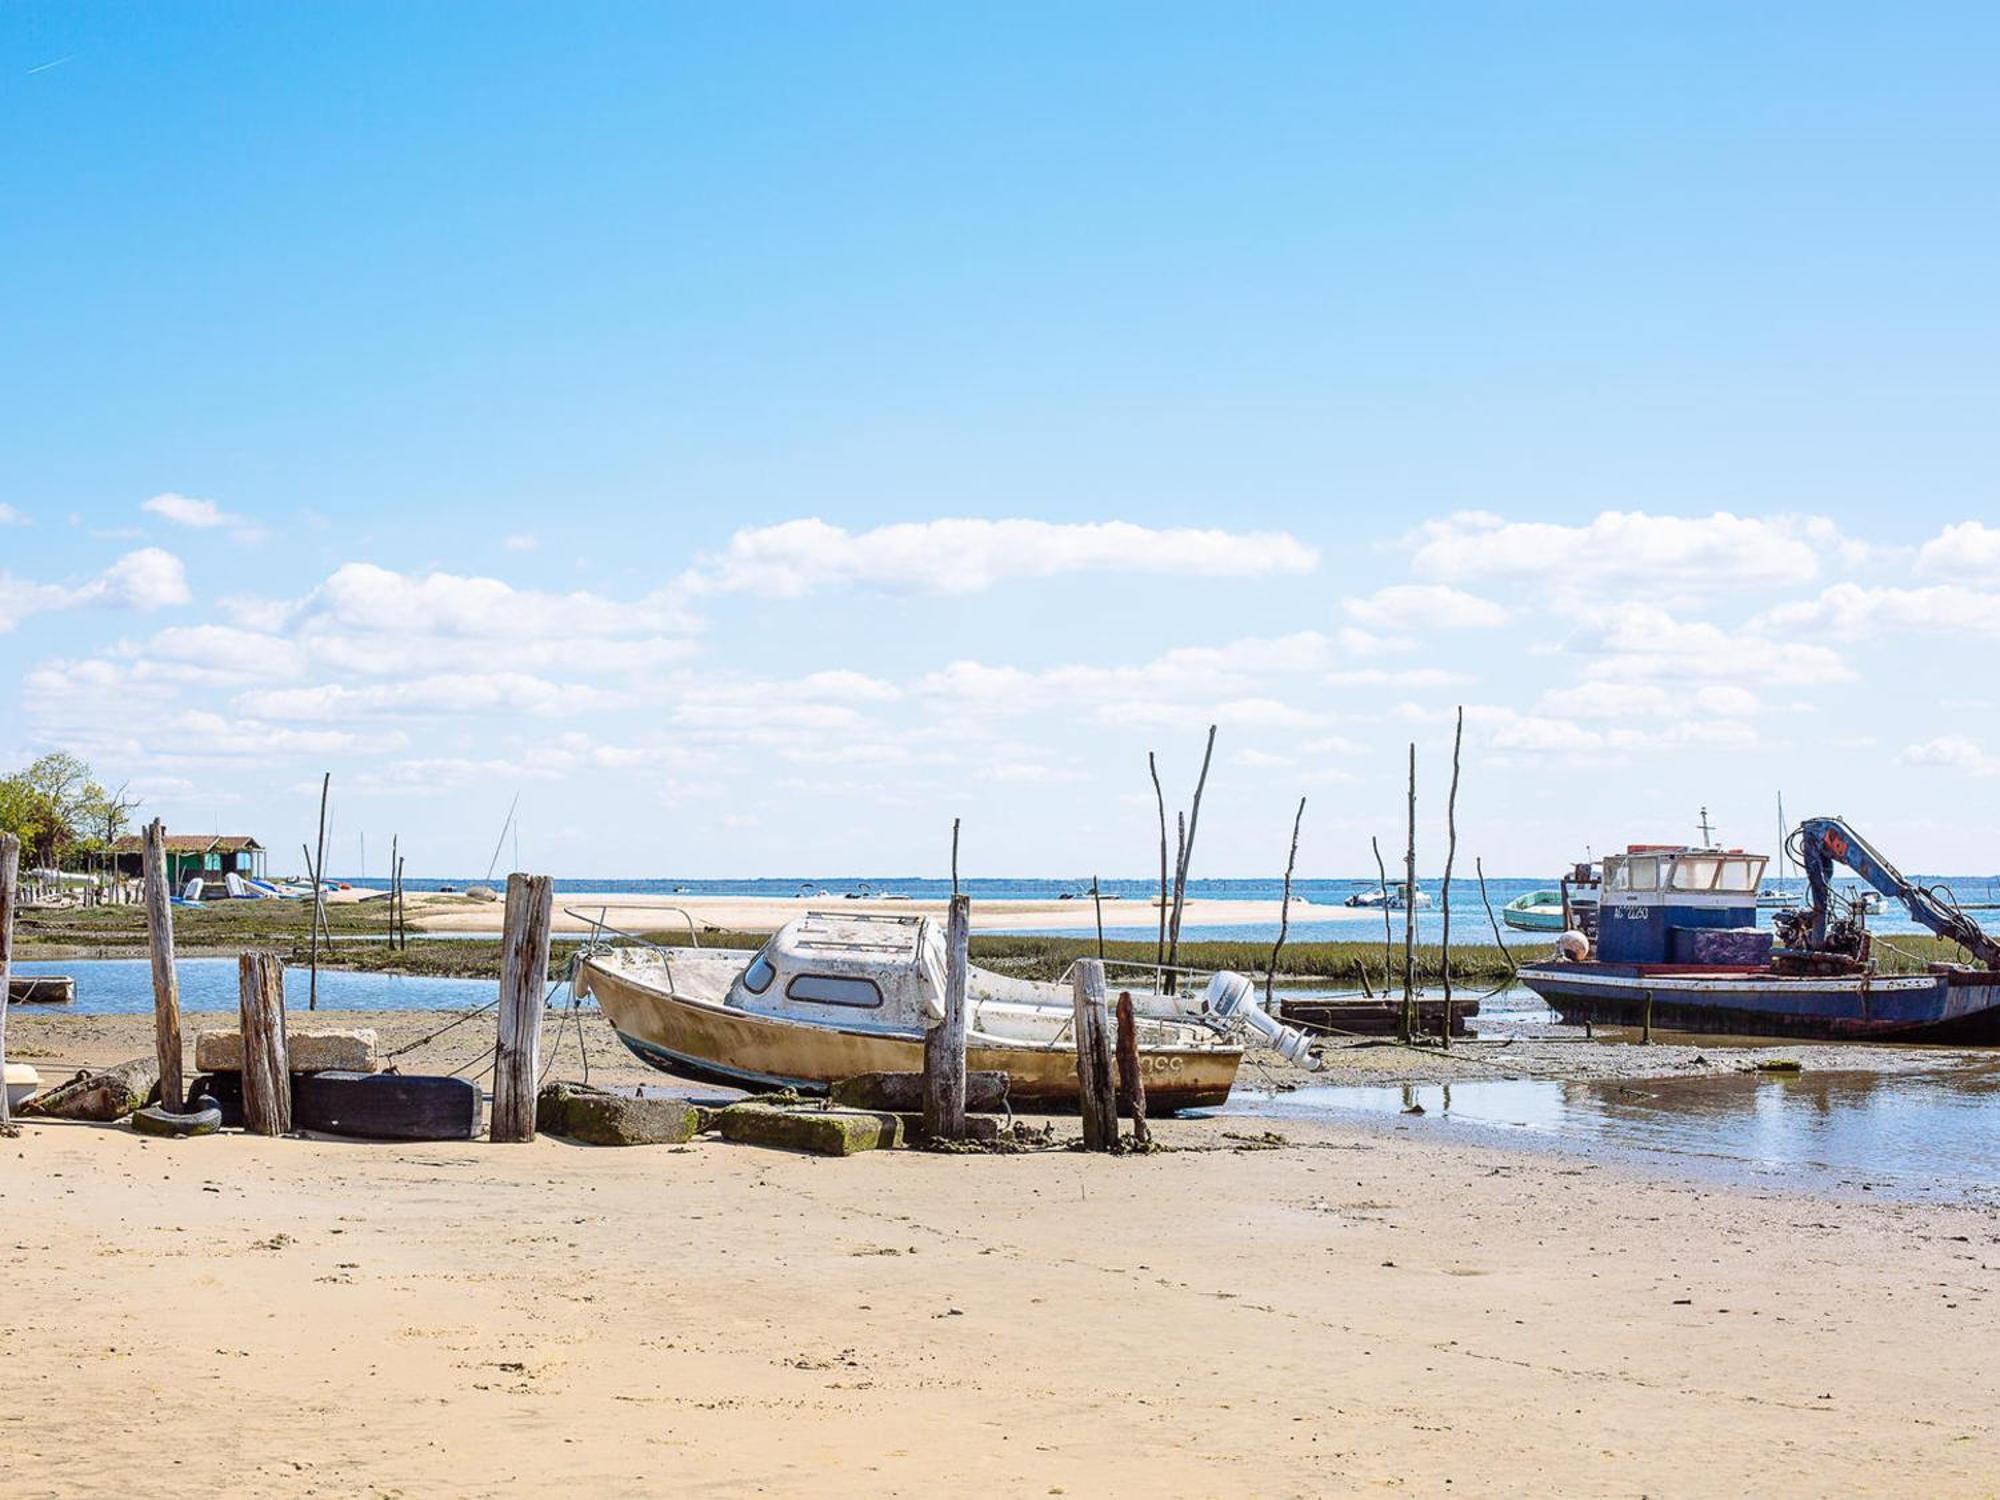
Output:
top-left (574, 910), bottom-right (1321, 1109)
top-left (1344, 888), bottom-right (1432, 910)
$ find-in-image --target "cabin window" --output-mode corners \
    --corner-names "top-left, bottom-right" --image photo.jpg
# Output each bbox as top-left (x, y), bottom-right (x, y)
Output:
top-left (1671, 855), bottom-right (1722, 891)
top-left (743, 953), bottom-right (776, 995)
top-left (785, 973), bottom-right (883, 1009)
top-left (1622, 857), bottom-right (1659, 892)
top-left (1717, 857), bottom-right (1760, 893)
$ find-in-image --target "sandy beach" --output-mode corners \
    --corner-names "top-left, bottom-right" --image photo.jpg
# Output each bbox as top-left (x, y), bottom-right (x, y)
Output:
top-left (3, 1010), bottom-right (1998, 1496)
top-left (392, 889), bottom-right (1357, 938)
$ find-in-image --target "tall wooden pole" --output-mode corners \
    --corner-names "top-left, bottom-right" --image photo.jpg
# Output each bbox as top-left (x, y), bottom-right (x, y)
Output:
top-left (1441, 707), bottom-right (1463, 1048)
top-left (1372, 835), bottom-right (1394, 998)
top-left (1149, 751), bottom-right (1168, 990)
top-left (389, 834), bottom-right (399, 947)
top-left (492, 872), bottom-right (555, 1142)
top-left (395, 854), bottom-right (408, 951)
top-left (924, 893), bottom-right (971, 1142)
top-left (309, 772), bottom-right (330, 1010)
top-left (1166, 725), bottom-right (1217, 977)
top-left (0, 833), bottom-right (18, 1129)
top-left (141, 819), bottom-right (185, 1112)
top-left (1091, 875), bottom-right (1104, 960)
top-left (1266, 796), bottom-right (1306, 1007)
top-left (1402, 743), bottom-right (1418, 1042)
top-left (950, 817), bottom-right (960, 897)
top-left (1071, 958), bottom-right (1117, 1151)
top-left (238, 953), bottom-right (291, 1135)
top-left (1114, 993), bottom-right (1150, 1150)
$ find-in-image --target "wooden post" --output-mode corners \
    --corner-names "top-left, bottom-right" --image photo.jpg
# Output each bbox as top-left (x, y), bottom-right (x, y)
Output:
top-left (395, 854), bottom-right (408, 950)
top-left (1372, 835), bottom-right (1394, 998)
top-left (309, 772), bottom-right (330, 1010)
top-left (492, 872), bottom-right (555, 1142)
top-left (1148, 751), bottom-right (1168, 991)
top-left (389, 834), bottom-right (399, 947)
top-left (924, 893), bottom-right (971, 1142)
top-left (950, 817), bottom-right (960, 897)
top-left (1441, 707), bottom-right (1463, 1050)
top-left (1642, 989), bottom-right (1654, 1044)
top-left (238, 953), bottom-right (291, 1135)
top-left (1091, 875), bottom-right (1104, 960)
top-left (1165, 725), bottom-right (1218, 981)
top-left (0, 833), bottom-right (17, 1129)
top-left (141, 819), bottom-right (185, 1112)
top-left (1114, 992), bottom-right (1150, 1150)
top-left (1071, 958), bottom-right (1117, 1151)
top-left (1402, 743), bottom-right (1418, 1043)
top-left (1266, 796), bottom-right (1306, 1006)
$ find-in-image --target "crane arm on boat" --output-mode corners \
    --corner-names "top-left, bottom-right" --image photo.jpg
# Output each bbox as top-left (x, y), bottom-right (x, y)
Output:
top-left (1201, 972), bottom-right (1323, 1069)
top-left (1794, 816), bottom-right (2000, 969)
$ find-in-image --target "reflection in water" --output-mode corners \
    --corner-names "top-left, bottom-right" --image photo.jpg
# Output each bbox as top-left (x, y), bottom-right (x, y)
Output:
top-left (1240, 1065), bottom-right (2000, 1201)
top-left (12, 958), bottom-right (498, 1014)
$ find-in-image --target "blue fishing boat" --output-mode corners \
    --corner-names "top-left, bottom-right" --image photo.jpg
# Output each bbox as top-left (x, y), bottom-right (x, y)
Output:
top-left (1518, 819), bottom-right (2000, 1043)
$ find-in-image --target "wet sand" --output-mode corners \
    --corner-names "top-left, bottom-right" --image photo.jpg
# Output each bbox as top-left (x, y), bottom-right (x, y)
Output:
top-left (388, 888), bottom-right (1350, 937)
top-left (4, 1010), bottom-right (1999, 1495)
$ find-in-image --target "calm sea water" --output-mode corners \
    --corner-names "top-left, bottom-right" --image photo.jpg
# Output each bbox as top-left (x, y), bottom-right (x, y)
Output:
top-left (10, 958), bottom-right (496, 1014)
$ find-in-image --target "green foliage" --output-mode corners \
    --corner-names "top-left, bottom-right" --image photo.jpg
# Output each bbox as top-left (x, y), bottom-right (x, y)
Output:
top-left (0, 752), bottom-right (139, 868)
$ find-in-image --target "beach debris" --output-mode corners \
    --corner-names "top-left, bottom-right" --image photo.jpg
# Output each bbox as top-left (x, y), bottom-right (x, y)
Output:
top-left (830, 1068), bottom-right (1009, 1114)
top-left (17, 1057), bottom-right (160, 1121)
top-left (717, 1103), bottom-right (906, 1156)
top-left (196, 1027), bottom-right (381, 1074)
top-left (294, 1072), bottom-right (483, 1141)
top-left (537, 1082), bottom-right (698, 1146)
top-left (131, 1102), bottom-right (223, 1138)
top-left (465, 884), bottom-right (500, 903)
top-left (1752, 1058), bottom-right (1804, 1074)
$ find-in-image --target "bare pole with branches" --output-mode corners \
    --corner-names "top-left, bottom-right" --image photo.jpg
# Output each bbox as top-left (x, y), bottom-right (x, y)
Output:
top-left (1401, 744), bottom-right (1417, 1043)
top-left (1148, 752), bottom-right (1168, 989)
top-left (1371, 836), bottom-right (1393, 998)
top-left (1441, 707), bottom-right (1463, 1048)
top-left (1266, 796), bottom-right (1307, 1006)
top-left (1165, 725), bottom-right (1218, 987)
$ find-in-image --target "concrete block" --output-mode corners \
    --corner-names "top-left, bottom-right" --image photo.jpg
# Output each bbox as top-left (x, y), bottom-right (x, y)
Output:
top-left (196, 1028), bottom-right (379, 1074)
top-left (538, 1082), bottom-right (699, 1145)
top-left (717, 1103), bottom-right (905, 1156)
top-left (829, 1070), bottom-right (1010, 1113)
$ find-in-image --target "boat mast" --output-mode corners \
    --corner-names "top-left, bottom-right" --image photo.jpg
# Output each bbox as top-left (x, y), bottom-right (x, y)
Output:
top-left (1698, 806), bottom-right (1716, 846)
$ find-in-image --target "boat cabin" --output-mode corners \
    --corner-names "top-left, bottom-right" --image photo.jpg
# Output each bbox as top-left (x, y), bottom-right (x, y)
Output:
top-left (1597, 845), bottom-right (1769, 965)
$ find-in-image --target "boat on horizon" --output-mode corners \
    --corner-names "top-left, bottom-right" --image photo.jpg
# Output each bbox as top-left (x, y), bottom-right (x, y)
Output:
top-left (1344, 887), bottom-right (1432, 910)
top-left (572, 909), bottom-right (1319, 1109)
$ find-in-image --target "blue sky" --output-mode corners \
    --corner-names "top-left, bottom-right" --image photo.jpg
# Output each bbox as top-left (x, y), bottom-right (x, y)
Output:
top-left (4, 4), bottom-right (1999, 878)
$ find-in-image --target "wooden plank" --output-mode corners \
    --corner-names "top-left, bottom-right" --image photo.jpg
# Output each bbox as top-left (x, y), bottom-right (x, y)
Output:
top-left (237, 952), bottom-right (291, 1135)
top-left (923, 892), bottom-right (971, 1142)
top-left (492, 872), bottom-right (554, 1142)
top-left (1114, 992), bottom-right (1150, 1150)
top-left (141, 819), bottom-right (185, 1112)
top-left (0, 833), bottom-right (17, 1129)
top-left (1071, 958), bottom-right (1116, 1151)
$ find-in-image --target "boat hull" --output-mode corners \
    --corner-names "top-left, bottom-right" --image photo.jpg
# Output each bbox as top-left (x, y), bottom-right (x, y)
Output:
top-left (578, 957), bottom-right (1242, 1110)
top-left (1518, 961), bottom-right (2000, 1043)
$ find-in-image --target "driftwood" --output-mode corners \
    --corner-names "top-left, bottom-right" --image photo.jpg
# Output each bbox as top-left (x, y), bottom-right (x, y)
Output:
top-left (0, 832), bottom-right (16, 1128)
top-left (492, 872), bottom-right (554, 1142)
top-left (923, 892), bottom-right (971, 1141)
top-left (1071, 959), bottom-right (1117, 1151)
top-left (238, 953), bottom-right (291, 1135)
top-left (17, 1057), bottom-right (160, 1122)
top-left (1114, 993), bottom-right (1150, 1150)
top-left (1441, 707), bottom-right (1463, 1048)
top-left (141, 819), bottom-right (185, 1112)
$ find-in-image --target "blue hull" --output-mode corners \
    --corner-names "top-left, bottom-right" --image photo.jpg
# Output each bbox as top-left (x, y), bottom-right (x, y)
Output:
top-left (1518, 962), bottom-right (2000, 1043)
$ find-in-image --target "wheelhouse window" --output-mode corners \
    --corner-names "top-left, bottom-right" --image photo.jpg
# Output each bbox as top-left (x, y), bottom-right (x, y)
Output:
top-left (1671, 855), bottom-right (1722, 891)
top-left (785, 973), bottom-right (883, 1009)
top-left (743, 953), bottom-right (776, 994)
top-left (1611, 855), bottom-right (1660, 892)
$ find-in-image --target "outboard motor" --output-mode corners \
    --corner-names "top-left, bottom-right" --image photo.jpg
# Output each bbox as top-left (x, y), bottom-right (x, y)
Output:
top-left (1202, 971), bottom-right (1322, 1070)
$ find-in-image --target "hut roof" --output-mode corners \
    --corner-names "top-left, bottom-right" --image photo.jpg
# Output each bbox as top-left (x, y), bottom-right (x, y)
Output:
top-left (108, 834), bottom-right (265, 855)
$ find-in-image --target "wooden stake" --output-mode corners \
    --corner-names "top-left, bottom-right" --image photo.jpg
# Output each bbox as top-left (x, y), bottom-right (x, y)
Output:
top-left (950, 817), bottom-right (960, 897)
top-left (1148, 751), bottom-right (1168, 991)
top-left (1441, 707), bottom-right (1463, 1048)
top-left (1402, 743), bottom-right (1418, 1043)
top-left (237, 953), bottom-right (291, 1135)
top-left (1266, 796), bottom-right (1306, 1007)
top-left (0, 833), bottom-right (17, 1129)
top-left (1091, 875), bottom-right (1104, 960)
top-left (923, 892), bottom-right (971, 1142)
top-left (309, 772), bottom-right (330, 1010)
top-left (389, 834), bottom-right (399, 948)
top-left (492, 872), bottom-right (555, 1142)
top-left (1071, 958), bottom-right (1116, 1151)
top-left (141, 819), bottom-right (185, 1112)
top-left (395, 854), bottom-right (408, 951)
top-left (1372, 835), bottom-right (1394, 998)
top-left (1114, 992), bottom-right (1150, 1150)
top-left (1165, 724), bottom-right (1217, 979)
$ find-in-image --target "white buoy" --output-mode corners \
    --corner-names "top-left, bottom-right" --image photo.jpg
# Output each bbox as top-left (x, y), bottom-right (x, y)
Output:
top-left (1557, 929), bottom-right (1590, 961)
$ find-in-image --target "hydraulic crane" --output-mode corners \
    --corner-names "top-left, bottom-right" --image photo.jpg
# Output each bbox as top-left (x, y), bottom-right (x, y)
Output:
top-left (1789, 816), bottom-right (2000, 971)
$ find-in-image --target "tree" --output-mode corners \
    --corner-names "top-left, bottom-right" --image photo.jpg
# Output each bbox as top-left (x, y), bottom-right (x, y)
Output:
top-left (0, 753), bottom-right (134, 869)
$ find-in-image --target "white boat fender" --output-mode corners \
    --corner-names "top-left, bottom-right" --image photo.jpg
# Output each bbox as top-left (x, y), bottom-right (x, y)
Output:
top-left (1557, 930), bottom-right (1591, 961)
top-left (1202, 972), bottom-right (1322, 1070)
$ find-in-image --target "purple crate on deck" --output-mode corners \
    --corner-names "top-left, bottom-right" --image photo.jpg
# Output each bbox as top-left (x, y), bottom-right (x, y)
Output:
top-left (1669, 926), bottom-right (1773, 967)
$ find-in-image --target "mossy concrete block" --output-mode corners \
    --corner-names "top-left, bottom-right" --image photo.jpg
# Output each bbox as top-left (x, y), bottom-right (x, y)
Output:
top-left (717, 1104), bottom-right (905, 1156)
top-left (830, 1070), bottom-right (1011, 1113)
top-left (538, 1082), bottom-right (698, 1146)
top-left (901, 1112), bottom-right (1003, 1145)
top-left (197, 1028), bottom-right (379, 1074)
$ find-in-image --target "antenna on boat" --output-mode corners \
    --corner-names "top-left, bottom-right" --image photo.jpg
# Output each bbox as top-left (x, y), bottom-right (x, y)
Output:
top-left (1698, 805), bottom-right (1716, 846)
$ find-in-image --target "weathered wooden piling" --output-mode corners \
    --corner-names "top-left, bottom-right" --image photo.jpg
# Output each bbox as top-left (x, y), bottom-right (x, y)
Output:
top-left (1071, 958), bottom-right (1117, 1151)
top-left (1114, 992), bottom-right (1150, 1150)
top-left (238, 953), bottom-right (292, 1135)
top-left (1402, 743), bottom-right (1418, 1042)
top-left (1266, 796), bottom-right (1306, 1006)
top-left (492, 872), bottom-right (555, 1143)
top-left (1441, 708), bottom-right (1463, 1051)
top-left (0, 833), bottom-right (18, 1129)
top-left (141, 819), bottom-right (185, 1112)
top-left (923, 892), bottom-right (971, 1142)
top-left (308, 771), bottom-right (330, 1011)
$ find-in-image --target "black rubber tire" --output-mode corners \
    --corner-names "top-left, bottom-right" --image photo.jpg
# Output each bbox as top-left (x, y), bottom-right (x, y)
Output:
top-left (189, 1072), bottom-right (245, 1128)
top-left (131, 1103), bottom-right (223, 1138)
top-left (292, 1072), bottom-right (483, 1141)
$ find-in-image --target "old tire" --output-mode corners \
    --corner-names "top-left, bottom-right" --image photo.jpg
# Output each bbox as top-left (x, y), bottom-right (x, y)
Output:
top-left (293, 1072), bottom-right (483, 1141)
top-left (131, 1103), bottom-right (223, 1138)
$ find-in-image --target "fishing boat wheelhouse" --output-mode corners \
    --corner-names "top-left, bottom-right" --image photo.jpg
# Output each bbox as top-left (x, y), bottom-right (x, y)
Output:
top-left (1596, 845), bottom-right (1769, 966)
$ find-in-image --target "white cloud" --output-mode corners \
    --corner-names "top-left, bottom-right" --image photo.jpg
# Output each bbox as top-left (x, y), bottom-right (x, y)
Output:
top-left (0, 548), bottom-right (190, 631)
top-left (683, 518), bottom-right (1319, 597)
top-left (1897, 736), bottom-right (2000, 776)
top-left (1466, 705), bottom-right (1759, 757)
top-left (239, 673), bottom-right (625, 721)
top-left (1538, 681), bottom-right (1762, 720)
top-left (1411, 510), bottom-right (1852, 595)
top-left (142, 491), bottom-right (264, 541)
top-left (1915, 521), bottom-right (2000, 580)
top-left (1324, 667), bottom-right (1470, 688)
top-left (270, 561), bottom-right (697, 638)
top-left (502, 533), bottom-right (539, 553)
top-left (1344, 584), bottom-right (1507, 630)
top-left (1757, 583), bottom-right (2000, 640)
top-left (143, 625), bottom-right (307, 679)
top-left (1574, 604), bottom-right (1850, 684)
top-left (0, 504), bottom-right (26, 526)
